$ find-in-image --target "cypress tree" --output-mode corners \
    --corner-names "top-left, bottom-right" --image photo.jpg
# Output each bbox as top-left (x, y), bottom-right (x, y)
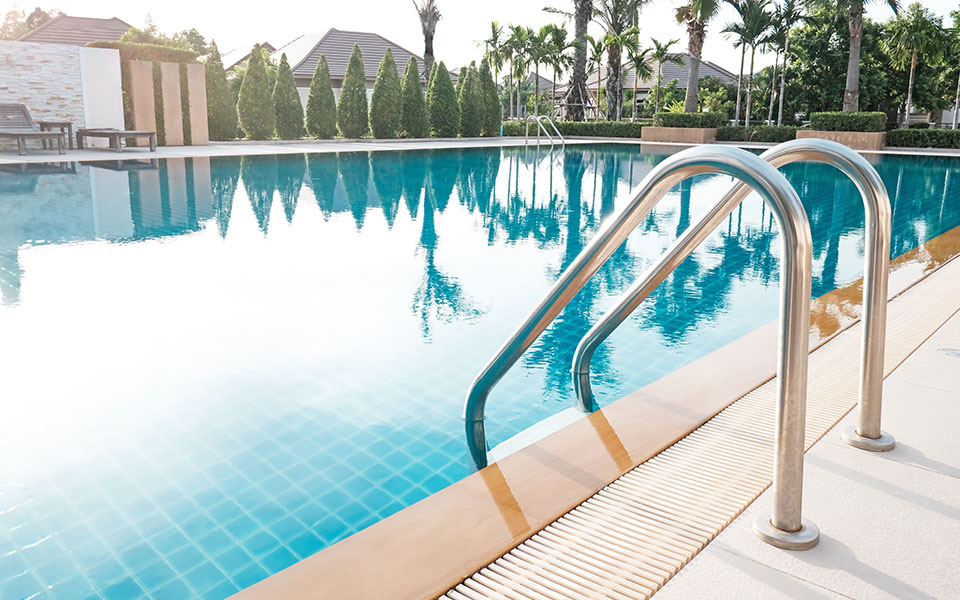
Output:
top-left (305, 55), bottom-right (337, 138)
top-left (458, 62), bottom-right (482, 138)
top-left (455, 65), bottom-right (468, 99)
top-left (337, 44), bottom-right (369, 138)
top-left (237, 44), bottom-right (276, 140)
top-left (400, 56), bottom-right (428, 138)
top-left (427, 61), bottom-right (459, 138)
top-left (273, 53), bottom-right (305, 139)
top-left (205, 42), bottom-right (237, 140)
top-left (478, 57), bottom-right (500, 137)
top-left (369, 48), bottom-right (402, 139)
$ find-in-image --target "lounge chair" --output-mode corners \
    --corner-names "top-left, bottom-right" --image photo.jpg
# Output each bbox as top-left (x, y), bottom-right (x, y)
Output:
top-left (0, 103), bottom-right (66, 156)
top-left (77, 128), bottom-right (157, 153)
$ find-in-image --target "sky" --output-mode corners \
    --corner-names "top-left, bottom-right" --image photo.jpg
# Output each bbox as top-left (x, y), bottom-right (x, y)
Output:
top-left (11, 0), bottom-right (959, 75)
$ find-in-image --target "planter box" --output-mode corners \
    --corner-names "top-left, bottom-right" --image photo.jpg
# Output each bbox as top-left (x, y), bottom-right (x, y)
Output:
top-left (796, 130), bottom-right (886, 151)
top-left (641, 126), bottom-right (716, 144)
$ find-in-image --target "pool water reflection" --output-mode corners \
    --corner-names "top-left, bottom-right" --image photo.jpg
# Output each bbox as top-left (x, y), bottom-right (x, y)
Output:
top-left (0, 145), bottom-right (958, 600)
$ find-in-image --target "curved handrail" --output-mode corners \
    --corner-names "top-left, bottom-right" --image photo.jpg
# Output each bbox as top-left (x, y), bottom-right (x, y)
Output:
top-left (572, 139), bottom-right (893, 452)
top-left (464, 146), bottom-right (813, 486)
top-left (525, 116), bottom-right (553, 146)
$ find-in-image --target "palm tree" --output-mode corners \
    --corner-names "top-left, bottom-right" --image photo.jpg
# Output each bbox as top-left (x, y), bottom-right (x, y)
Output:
top-left (676, 0), bottom-right (722, 112)
top-left (721, 4), bottom-right (748, 123)
top-left (829, 0), bottom-right (900, 112)
top-left (529, 26), bottom-right (553, 116)
top-left (546, 0), bottom-right (593, 120)
top-left (733, 0), bottom-right (772, 127)
top-left (650, 38), bottom-right (684, 114)
top-left (603, 26), bottom-right (640, 120)
top-left (585, 34), bottom-right (607, 120)
top-left (593, 0), bottom-right (648, 121)
top-left (546, 24), bottom-right (578, 119)
top-left (482, 22), bottom-right (505, 92)
top-left (882, 2), bottom-right (946, 127)
top-left (413, 0), bottom-right (441, 77)
top-left (776, 0), bottom-right (803, 125)
top-left (505, 25), bottom-right (529, 119)
top-left (765, 5), bottom-right (788, 124)
top-left (626, 44), bottom-right (653, 121)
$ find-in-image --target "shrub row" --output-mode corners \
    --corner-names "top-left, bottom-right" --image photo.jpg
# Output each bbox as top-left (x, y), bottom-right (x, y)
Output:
top-left (886, 128), bottom-right (960, 149)
top-left (716, 125), bottom-right (799, 143)
top-left (87, 41), bottom-right (197, 64)
top-left (501, 120), bottom-right (647, 138)
top-left (809, 112), bottom-right (886, 132)
top-left (653, 112), bottom-right (725, 129)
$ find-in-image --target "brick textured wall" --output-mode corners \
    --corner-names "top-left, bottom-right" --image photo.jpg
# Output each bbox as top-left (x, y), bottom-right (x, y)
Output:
top-left (0, 41), bottom-right (85, 150)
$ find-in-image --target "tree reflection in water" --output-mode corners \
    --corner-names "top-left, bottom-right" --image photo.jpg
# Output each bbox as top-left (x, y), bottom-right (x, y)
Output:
top-left (240, 155), bottom-right (277, 234)
top-left (306, 153), bottom-right (338, 218)
top-left (276, 155), bottom-right (306, 224)
top-left (210, 156), bottom-right (239, 238)
top-left (338, 152), bottom-right (370, 230)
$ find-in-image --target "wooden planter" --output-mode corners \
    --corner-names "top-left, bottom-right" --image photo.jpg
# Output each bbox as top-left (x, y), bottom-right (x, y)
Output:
top-left (796, 130), bottom-right (886, 151)
top-left (641, 126), bottom-right (717, 144)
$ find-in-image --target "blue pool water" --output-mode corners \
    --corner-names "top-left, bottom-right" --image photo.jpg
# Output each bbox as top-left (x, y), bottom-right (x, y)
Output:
top-left (1, 145), bottom-right (959, 599)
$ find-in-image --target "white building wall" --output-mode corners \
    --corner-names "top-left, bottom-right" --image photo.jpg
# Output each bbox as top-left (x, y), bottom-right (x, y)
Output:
top-left (0, 41), bottom-right (123, 151)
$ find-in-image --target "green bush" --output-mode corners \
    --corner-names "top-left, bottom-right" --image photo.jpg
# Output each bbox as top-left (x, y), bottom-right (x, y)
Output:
top-left (369, 48), bottom-right (402, 139)
top-left (205, 42), bottom-right (237, 141)
top-left (501, 120), bottom-right (647, 137)
top-left (716, 125), bottom-right (799, 143)
top-left (273, 53), bottom-right (305, 139)
top-left (458, 62), bottom-right (483, 137)
top-left (180, 63), bottom-right (191, 145)
top-left (809, 112), bottom-right (886, 132)
top-left (237, 43), bottom-right (276, 140)
top-left (886, 128), bottom-right (960, 149)
top-left (427, 62), bottom-right (459, 138)
top-left (400, 56), bottom-right (428, 138)
top-left (86, 40), bottom-right (197, 63)
top-left (478, 57), bottom-right (500, 137)
top-left (337, 44), bottom-right (369, 138)
top-left (653, 112), bottom-right (725, 128)
top-left (305, 55), bottom-right (337, 139)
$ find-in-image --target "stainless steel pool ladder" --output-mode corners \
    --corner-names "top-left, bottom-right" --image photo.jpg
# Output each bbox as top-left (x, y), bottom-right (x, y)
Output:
top-left (573, 138), bottom-right (895, 456)
top-left (525, 115), bottom-right (565, 147)
top-left (463, 140), bottom-right (894, 551)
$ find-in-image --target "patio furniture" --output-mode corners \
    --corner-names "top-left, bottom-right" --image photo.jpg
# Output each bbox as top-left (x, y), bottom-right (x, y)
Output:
top-left (76, 128), bottom-right (157, 153)
top-left (0, 103), bottom-right (67, 156)
top-left (38, 119), bottom-right (75, 149)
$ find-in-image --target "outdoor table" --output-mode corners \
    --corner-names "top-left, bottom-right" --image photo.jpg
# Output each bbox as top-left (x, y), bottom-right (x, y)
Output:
top-left (37, 120), bottom-right (74, 149)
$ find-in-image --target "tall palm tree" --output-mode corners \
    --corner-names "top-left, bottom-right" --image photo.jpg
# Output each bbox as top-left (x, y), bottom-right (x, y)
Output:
top-left (546, 0), bottom-right (592, 121)
top-left (626, 44), bottom-right (654, 121)
top-left (482, 22), bottom-right (505, 90)
top-left (603, 26), bottom-right (641, 119)
top-left (821, 0), bottom-right (900, 112)
top-left (882, 2), bottom-right (945, 127)
top-left (529, 26), bottom-right (553, 116)
top-left (585, 34), bottom-right (607, 120)
top-left (776, 0), bottom-right (803, 125)
top-left (676, 0), bottom-right (722, 113)
top-left (413, 0), bottom-right (441, 77)
top-left (508, 25), bottom-right (531, 119)
top-left (593, 0), bottom-right (648, 121)
top-left (735, 0), bottom-right (772, 127)
top-left (722, 4), bottom-right (749, 123)
top-left (546, 24), bottom-right (579, 119)
top-left (650, 37), bottom-right (684, 114)
top-left (765, 5), bottom-right (788, 124)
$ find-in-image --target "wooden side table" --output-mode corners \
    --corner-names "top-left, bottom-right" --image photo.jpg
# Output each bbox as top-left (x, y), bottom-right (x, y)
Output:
top-left (38, 120), bottom-right (74, 149)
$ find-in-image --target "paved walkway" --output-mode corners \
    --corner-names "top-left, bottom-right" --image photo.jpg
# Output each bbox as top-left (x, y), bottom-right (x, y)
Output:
top-left (656, 310), bottom-right (960, 600)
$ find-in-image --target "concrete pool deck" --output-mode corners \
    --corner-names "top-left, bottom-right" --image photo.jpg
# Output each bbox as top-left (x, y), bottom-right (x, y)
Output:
top-left (2, 136), bottom-right (960, 165)
top-left (656, 308), bottom-right (960, 600)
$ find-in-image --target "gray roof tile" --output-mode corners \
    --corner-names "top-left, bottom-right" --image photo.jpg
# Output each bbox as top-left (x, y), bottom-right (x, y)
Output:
top-left (270, 28), bottom-right (427, 81)
top-left (17, 15), bottom-right (131, 46)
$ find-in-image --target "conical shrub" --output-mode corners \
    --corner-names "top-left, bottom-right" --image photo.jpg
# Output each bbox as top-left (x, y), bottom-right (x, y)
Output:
top-left (205, 42), bottom-right (237, 140)
top-left (337, 44), bottom-right (369, 138)
top-left (427, 62), bottom-right (458, 138)
top-left (369, 48), bottom-right (402, 139)
top-left (273, 53), bottom-right (305, 139)
top-left (237, 44), bottom-right (275, 140)
top-left (305, 55), bottom-right (337, 138)
top-left (400, 57), bottom-right (428, 138)
top-left (458, 62), bottom-right (482, 138)
top-left (478, 57), bottom-right (500, 137)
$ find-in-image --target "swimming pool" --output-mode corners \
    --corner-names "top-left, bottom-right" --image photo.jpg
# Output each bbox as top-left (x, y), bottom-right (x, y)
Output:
top-left (0, 145), bottom-right (958, 600)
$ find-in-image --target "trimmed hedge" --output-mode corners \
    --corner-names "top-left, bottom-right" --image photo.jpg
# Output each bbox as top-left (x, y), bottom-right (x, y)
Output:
top-left (205, 42), bottom-right (238, 140)
top-left (501, 120), bottom-right (647, 138)
top-left (305, 55), bottom-right (337, 139)
top-left (86, 41), bottom-right (198, 64)
top-left (237, 44), bottom-right (275, 140)
top-left (427, 62), bottom-right (459, 138)
top-left (716, 125), bottom-right (799, 143)
top-left (400, 56), bottom-right (428, 138)
top-left (809, 112), bottom-right (886, 132)
top-left (273, 53), bottom-right (305, 139)
top-left (369, 49), bottom-right (402, 139)
top-left (886, 128), bottom-right (960, 149)
top-left (337, 44), bottom-right (369, 138)
top-left (653, 112), bottom-right (724, 128)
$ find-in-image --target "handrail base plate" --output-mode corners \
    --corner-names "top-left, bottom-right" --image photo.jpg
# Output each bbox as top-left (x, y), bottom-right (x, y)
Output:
top-left (752, 511), bottom-right (820, 550)
top-left (840, 426), bottom-right (896, 452)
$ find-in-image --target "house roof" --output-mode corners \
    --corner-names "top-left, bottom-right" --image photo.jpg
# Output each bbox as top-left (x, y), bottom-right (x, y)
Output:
top-left (17, 15), bottom-right (132, 46)
top-left (585, 54), bottom-right (737, 92)
top-left (271, 28), bottom-right (427, 81)
top-left (222, 42), bottom-right (276, 71)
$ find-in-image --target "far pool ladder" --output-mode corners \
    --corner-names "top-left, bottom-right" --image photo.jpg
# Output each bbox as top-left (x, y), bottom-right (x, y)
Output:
top-left (462, 139), bottom-right (894, 552)
top-left (525, 115), bottom-right (564, 147)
